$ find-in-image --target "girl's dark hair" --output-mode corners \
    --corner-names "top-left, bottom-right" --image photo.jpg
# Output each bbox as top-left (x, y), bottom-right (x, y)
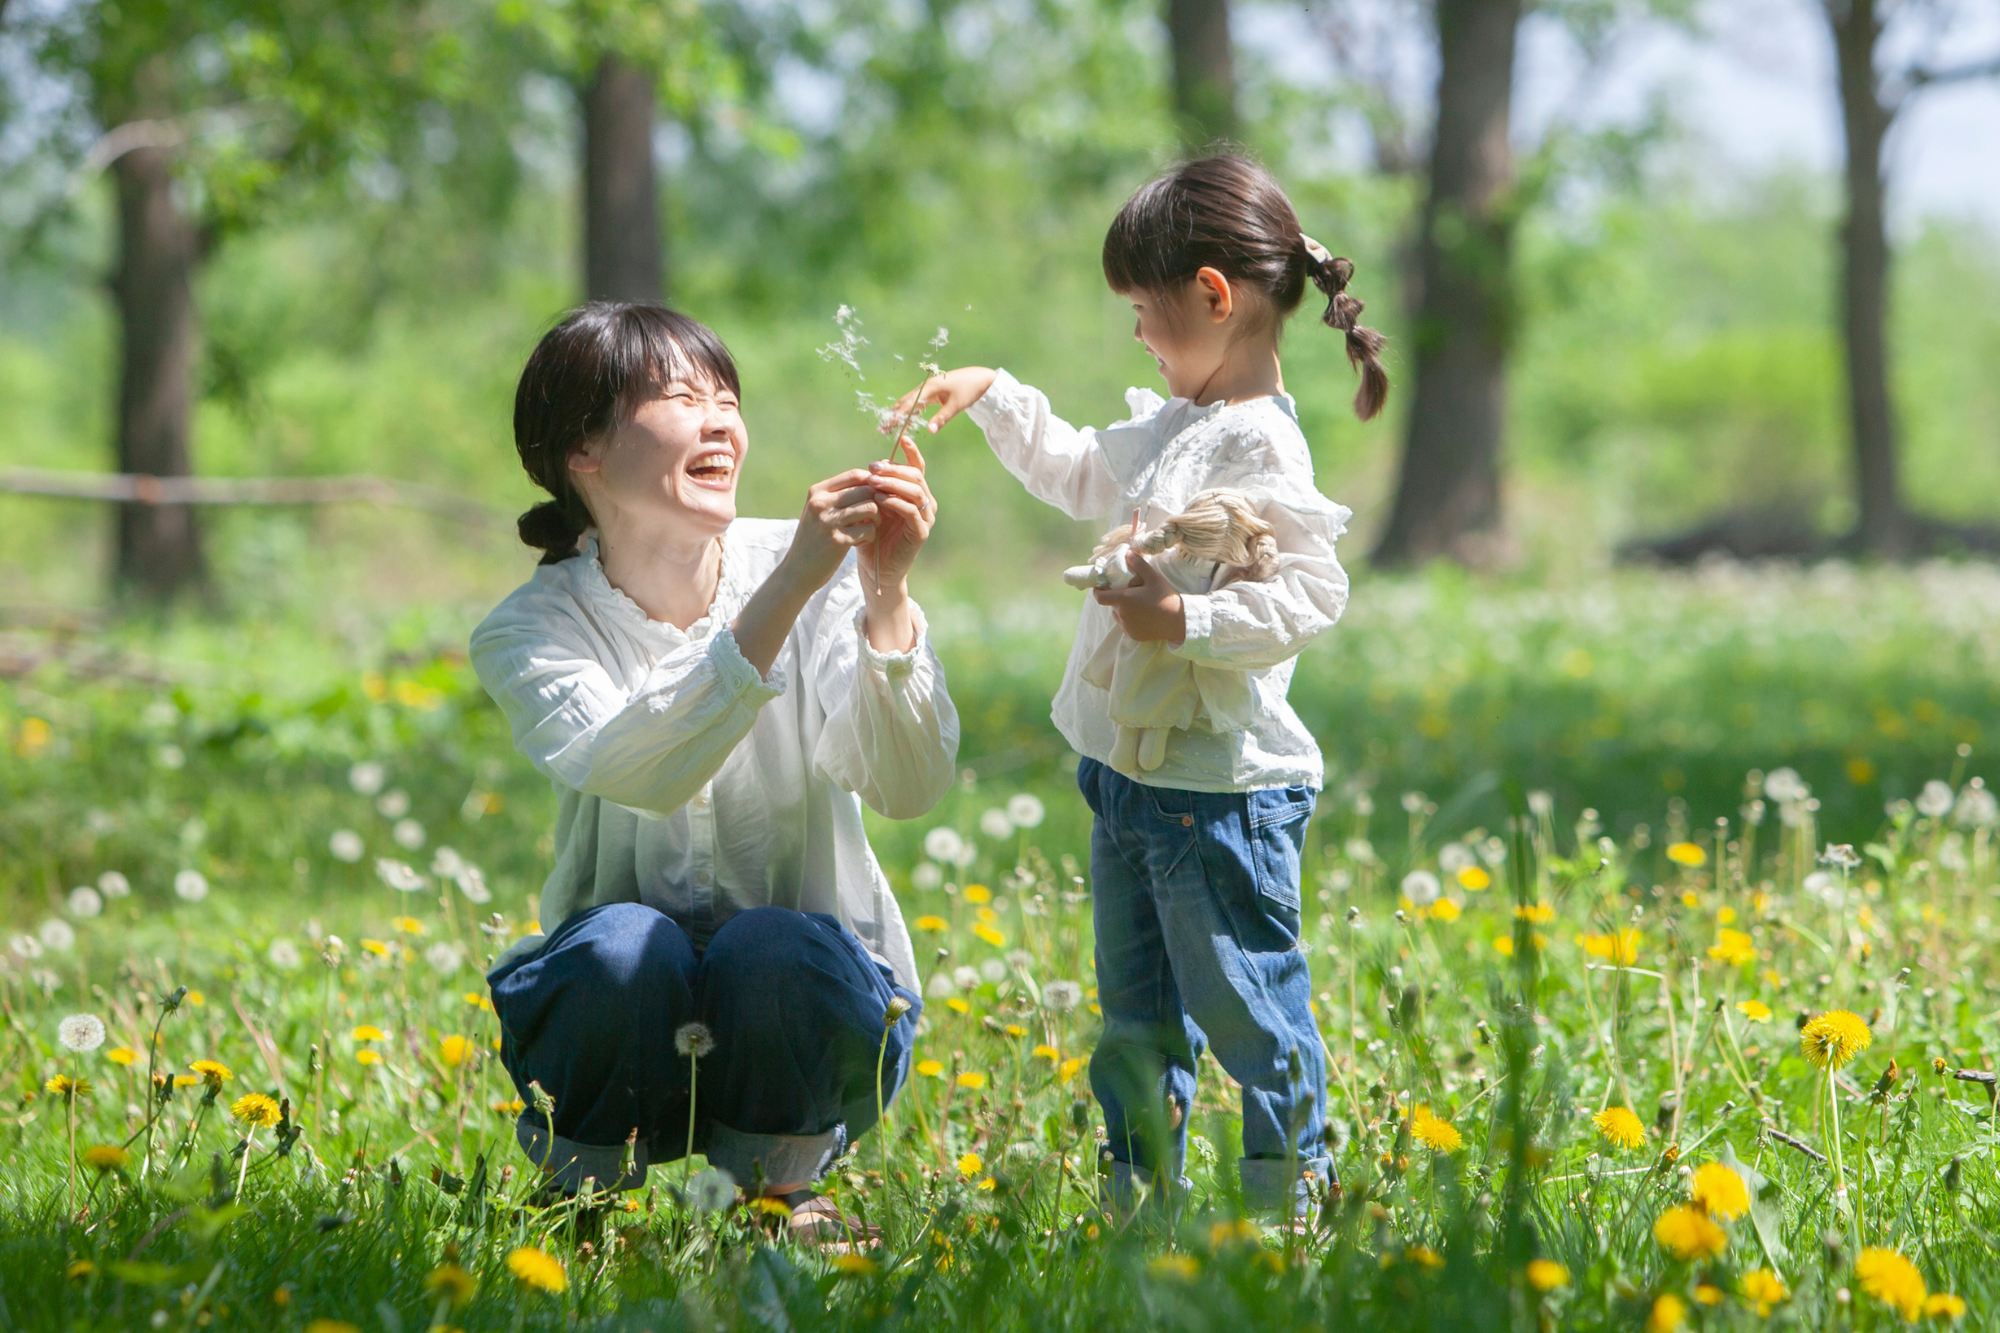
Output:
top-left (511, 302), bottom-right (741, 563)
top-left (1102, 154), bottom-right (1389, 421)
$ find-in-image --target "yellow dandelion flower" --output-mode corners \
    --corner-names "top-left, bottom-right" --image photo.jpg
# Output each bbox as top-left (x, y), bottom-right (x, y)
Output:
top-left (1458, 866), bottom-right (1492, 891)
top-left (1717, 906), bottom-right (1737, 924)
top-left (105, 1047), bottom-right (137, 1067)
top-left (1856, 1248), bottom-right (1926, 1321)
top-left (1694, 1284), bottom-right (1724, 1306)
top-left (831, 1253), bottom-right (879, 1275)
top-left (1406, 1246), bottom-right (1445, 1270)
top-left (956, 1153), bottom-right (983, 1177)
top-left (1648, 1293), bottom-right (1687, 1333)
top-left (1209, 1219), bottom-right (1262, 1248)
top-left (184, 990), bottom-right (204, 1007)
top-left (1149, 1253), bottom-right (1199, 1279)
top-left (1740, 1269), bottom-right (1789, 1316)
top-left (1680, 891), bottom-right (1700, 909)
top-left (962, 884), bottom-right (991, 904)
top-left (438, 1035), bottom-right (471, 1068)
top-left (1667, 842), bottom-right (1706, 867)
top-left (916, 1059), bottom-right (944, 1077)
top-left (1033, 1044), bottom-right (1061, 1062)
top-left (1925, 1293), bottom-right (1966, 1319)
top-left (351, 1025), bottom-right (386, 1041)
top-left (361, 939), bottom-right (390, 956)
top-left (1428, 899), bottom-right (1462, 923)
top-left (1653, 1204), bottom-right (1727, 1261)
top-left (230, 1093), bottom-right (280, 1127)
top-left (1737, 1000), bottom-right (1772, 1022)
top-left (44, 1075), bottom-right (89, 1097)
top-left (1004, 1023), bottom-right (1027, 1037)
top-left (424, 1263), bottom-right (477, 1308)
top-left (1690, 1162), bottom-right (1749, 1220)
top-left (506, 1246), bottom-right (567, 1294)
top-left (915, 915), bottom-right (948, 932)
top-left (1410, 1104), bottom-right (1462, 1153)
top-left (189, 1060), bottom-right (232, 1090)
top-left (956, 1071), bottom-right (987, 1090)
top-left (1707, 929), bottom-right (1755, 966)
top-left (172, 1074), bottom-right (200, 1088)
top-left (1059, 1057), bottom-right (1086, 1082)
top-left (82, 1144), bottom-right (129, 1172)
top-left (492, 1098), bottom-right (525, 1114)
top-left (1493, 936), bottom-right (1516, 957)
top-left (1801, 1010), bottom-right (1872, 1070)
top-left (391, 915), bottom-right (425, 935)
top-left (1593, 1106), bottom-right (1645, 1150)
top-left (463, 991), bottom-right (494, 1011)
top-left (1582, 929), bottom-right (1642, 966)
top-left (754, 1196), bottom-right (795, 1218)
top-left (66, 1259), bottom-right (94, 1280)
top-left (975, 906), bottom-right (999, 924)
top-left (1515, 901), bottom-right (1555, 923)
top-left (1525, 1259), bottom-right (1568, 1291)
top-left (356, 1050), bottom-right (383, 1066)
top-left (946, 998), bottom-right (970, 1014)
top-left (304, 1323), bottom-right (360, 1333)
top-left (973, 923), bottom-right (1006, 948)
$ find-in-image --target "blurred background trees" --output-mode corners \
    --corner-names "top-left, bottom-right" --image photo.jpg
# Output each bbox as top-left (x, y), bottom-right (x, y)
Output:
top-left (0, 0), bottom-right (1996, 610)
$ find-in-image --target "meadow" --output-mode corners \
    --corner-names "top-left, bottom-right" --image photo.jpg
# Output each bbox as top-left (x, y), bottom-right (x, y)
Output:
top-left (8, 565), bottom-right (2000, 1330)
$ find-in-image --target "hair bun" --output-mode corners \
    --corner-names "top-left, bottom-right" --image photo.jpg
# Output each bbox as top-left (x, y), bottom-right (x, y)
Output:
top-left (518, 499), bottom-right (585, 564)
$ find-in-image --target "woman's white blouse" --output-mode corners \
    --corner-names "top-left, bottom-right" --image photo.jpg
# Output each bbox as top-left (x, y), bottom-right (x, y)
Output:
top-left (471, 522), bottom-right (958, 991)
top-left (965, 369), bottom-right (1350, 793)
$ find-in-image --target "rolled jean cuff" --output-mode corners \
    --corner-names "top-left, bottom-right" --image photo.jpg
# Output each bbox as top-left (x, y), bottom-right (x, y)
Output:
top-left (1239, 1154), bottom-right (1333, 1216)
top-left (704, 1120), bottom-right (846, 1190)
top-left (516, 1119), bottom-right (650, 1194)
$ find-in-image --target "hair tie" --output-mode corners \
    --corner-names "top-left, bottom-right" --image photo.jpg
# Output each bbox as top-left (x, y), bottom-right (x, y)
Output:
top-left (1301, 233), bottom-right (1332, 267)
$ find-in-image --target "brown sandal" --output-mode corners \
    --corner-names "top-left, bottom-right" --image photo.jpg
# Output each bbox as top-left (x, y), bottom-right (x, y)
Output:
top-left (763, 1189), bottom-right (879, 1248)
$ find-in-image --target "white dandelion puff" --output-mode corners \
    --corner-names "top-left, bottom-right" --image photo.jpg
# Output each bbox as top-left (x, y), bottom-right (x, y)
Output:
top-left (348, 761), bottom-right (387, 795)
top-left (952, 965), bottom-right (980, 991)
top-left (979, 808), bottom-right (1014, 840)
top-left (926, 971), bottom-right (957, 998)
top-left (329, 830), bottom-right (365, 863)
top-left (1042, 980), bottom-right (1083, 1011)
top-left (424, 942), bottom-right (465, 974)
top-left (173, 870), bottom-right (209, 902)
top-left (392, 818), bottom-right (426, 850)
top-left (1763, 767), bottom-right (1808, 803)
top-left (1400, 870), bottom-right (1441, 908)
top-left (911, 861), bottom-right (944, 891)
top-left (97, 871), bottom-right (131, 898)
top-left (674, 1022), bottom-right (715, 1058)
top-left (431, 847), bottom-right (466, 879)
top-left (689, 1165), bottom-right (737, 1212)
top-left (1437, 843), bottom-right (1475, 875)
top-left (374, 859), bottom-right (426, 892)
top-left (1006, 793), bottom-right (1045, 829)
top-left (66, 886), bottom-right (103, 919)
top-left (1954, 781), bottom-right (1998, 828)
top-left (923, 827), bottom-right (966, 864)
top-left (455, 865), bottom-right (492, 904)
top-left (376, 789), bottom-right (411, 819)
top-left (1917, 780), bottom-right (1954, 818)
top-left (267, 938), bottom-right (303, 970)
top-left (980, 958), bottom-right (1007, 983)
top-left (39, 918), bottom-right (77, 951)
top-left (10, 933), bottom-right (43, 960)
top-left (58, 1013), bottom-right (105, 1052)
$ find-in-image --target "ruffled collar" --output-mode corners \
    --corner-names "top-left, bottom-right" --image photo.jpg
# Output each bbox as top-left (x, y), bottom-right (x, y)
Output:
top-left (572, 529), bottom-right (748, 642)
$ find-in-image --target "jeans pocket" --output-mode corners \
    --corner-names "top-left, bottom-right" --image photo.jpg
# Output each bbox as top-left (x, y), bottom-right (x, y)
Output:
top-left (1247, 788), bottom-right (1314, 912)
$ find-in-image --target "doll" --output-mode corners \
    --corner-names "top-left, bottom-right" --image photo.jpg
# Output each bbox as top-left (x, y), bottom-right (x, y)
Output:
top-left (1065, 488), bottom-right (1279, 774)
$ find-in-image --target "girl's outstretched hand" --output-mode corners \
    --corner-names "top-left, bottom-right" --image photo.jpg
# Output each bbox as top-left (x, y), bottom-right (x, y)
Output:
top-left (888, 367), bottom-right (996, 435)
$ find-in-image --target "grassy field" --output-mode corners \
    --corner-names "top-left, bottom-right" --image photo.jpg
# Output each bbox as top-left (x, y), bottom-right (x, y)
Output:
top-left (7, 565), bottom-right (2000, 1329)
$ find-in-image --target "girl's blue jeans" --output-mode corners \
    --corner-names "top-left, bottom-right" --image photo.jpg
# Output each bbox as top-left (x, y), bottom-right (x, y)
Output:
top-left (1076, 756), bottom-right (1330, 1216)
top-left (488, 902), bottom-right (920, 1194)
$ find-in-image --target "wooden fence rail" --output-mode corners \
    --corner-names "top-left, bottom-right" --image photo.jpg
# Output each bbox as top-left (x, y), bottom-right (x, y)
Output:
top-left (0, 468), bottom-right (509, 526)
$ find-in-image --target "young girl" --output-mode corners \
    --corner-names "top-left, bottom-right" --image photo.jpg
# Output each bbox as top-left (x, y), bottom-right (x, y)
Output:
top-left (896, 154), bottom-right (1385, 1217)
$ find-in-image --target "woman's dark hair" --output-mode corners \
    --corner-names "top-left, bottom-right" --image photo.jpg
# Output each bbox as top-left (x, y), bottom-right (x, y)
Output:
top-left (1101, 154), bottom-right (1389, 421)
top-left (512, 302), bottom-right (741, 563)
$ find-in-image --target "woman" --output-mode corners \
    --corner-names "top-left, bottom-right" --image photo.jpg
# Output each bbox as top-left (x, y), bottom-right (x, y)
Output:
top-left (472, 303), bottom-right (955, 1236)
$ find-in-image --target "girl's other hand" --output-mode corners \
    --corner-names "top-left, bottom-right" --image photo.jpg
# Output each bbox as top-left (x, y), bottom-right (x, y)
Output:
top-left (1093, 552), bottom-right (1186, 643)
top-left (859, 437), bottom-right (935, 595)
top-left (888, 367), bottom-right (996, 434)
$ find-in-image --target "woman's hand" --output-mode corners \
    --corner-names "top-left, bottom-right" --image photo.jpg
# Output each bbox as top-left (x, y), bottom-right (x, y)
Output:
top-left (1094, 552), bottom-right (1186, 643)
top-left (858, 437), bottom-right (934, 595)
top-left (733, 468), bottom-right (884, 676)
top-left (888, 367), bottom-right (996, 435)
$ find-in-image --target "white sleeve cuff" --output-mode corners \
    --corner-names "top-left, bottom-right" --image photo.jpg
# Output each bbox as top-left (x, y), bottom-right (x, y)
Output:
top-left (707, 627), bottom-right (789, 700)
top-left (852, 604), bottom-right (928, 684)
top-left (1173, 593), bottom-right (1214, 659)
top-left (963, 368), bottom-right (1022, 433)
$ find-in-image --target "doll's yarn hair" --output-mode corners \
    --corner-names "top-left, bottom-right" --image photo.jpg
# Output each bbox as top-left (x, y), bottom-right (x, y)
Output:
top-left (1094, 488), bottom-right (1279, 583)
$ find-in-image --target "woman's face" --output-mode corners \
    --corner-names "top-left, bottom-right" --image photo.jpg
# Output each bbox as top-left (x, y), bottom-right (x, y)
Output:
top-left (568, 374), bottom-right (747, 541)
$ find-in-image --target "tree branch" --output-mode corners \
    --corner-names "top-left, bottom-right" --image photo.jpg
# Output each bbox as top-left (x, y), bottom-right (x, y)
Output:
top-left (1908, 52), bottom-right (2000, 89)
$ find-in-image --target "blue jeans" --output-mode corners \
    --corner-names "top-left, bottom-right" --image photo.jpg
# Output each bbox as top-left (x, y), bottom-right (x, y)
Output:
top-left (488, 902), bottom-right (920, 1193)
top-left (1076, 757), bottom-right (1329, 1215)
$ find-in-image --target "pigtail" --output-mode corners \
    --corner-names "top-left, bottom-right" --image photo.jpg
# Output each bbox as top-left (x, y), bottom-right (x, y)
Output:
top-left (1305, 244), bottom-right (1390, 422)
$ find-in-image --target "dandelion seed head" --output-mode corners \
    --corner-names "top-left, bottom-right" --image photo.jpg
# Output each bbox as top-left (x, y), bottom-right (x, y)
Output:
top-left (39, 918), bottom-right (76, 951)
top-left (392, 819), bottom-right (425, 850)
top-left (1006, 793), bottom-right (1045, 828)
top-left (267, 938), bottom-right (303, 970)
top-left (689, 1165), bottom-right (737, 1212)
top-left (66, 886), bottom-right (103, 919)
top-left (674, 1022), bottom-right (715, 1058)
top-left (97, 871), bottom-right (130, 897)
top-left (173, 870), bottom-right (208, 902)
top-left (979, 808), bottom-right (1014, 840)
top-left (1043, 980), bottom-right (1084, 1011)
top-left (1400, 871), bottom-right (1441, 908)
top-left (58, 1013), bottom-right (106, 1052)
top-left (374, 859), bottom-right (425, 892)
top-left (348, 761), bottom-right (386, 795)
top-left (1917, 780), bottom-right (1955, 818)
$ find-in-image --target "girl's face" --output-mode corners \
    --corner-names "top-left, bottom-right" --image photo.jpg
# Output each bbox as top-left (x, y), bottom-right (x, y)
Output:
top-left (1121, 271), bottom-right (1240, 402)
top-left (568, 375), bottom-right (747, 541)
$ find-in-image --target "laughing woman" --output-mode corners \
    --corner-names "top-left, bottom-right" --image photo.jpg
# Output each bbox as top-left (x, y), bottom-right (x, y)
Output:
top-left (472, 303), bottom-right (956, 1237)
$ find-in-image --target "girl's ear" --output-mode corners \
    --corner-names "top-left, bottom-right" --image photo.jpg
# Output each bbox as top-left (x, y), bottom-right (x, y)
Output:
top-left (1192, 267), bottom-right (1235, 323)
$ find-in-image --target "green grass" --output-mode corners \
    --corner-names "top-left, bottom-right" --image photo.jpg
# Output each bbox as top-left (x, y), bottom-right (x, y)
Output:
top-left (8, 567), bottom-right (2000, 1328)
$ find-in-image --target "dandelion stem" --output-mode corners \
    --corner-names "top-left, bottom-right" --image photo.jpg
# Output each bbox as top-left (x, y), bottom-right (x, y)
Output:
top-left (236, 1125), bottom-right (256, 1198)
top-left (684, 1054), bottom-right (698, 1197)
top-left (874, 1024), bottom-right (894, 1243)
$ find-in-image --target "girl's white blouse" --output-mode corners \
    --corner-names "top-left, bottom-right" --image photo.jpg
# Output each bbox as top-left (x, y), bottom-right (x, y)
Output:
top-left (471, 522), bottom-right (958, 991)
top-left (966, 369), bottom-right (1351, 793)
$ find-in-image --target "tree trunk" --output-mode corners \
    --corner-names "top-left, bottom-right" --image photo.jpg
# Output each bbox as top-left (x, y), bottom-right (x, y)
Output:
top-left (1166, 0), bottom-right (1238, 148)
top-left (1829, 0), bottom-right (1906, 555)
top-left (110, 137), bottom-right (205, 601)
top-left (1371, 0), bottom-right (1520, 568)
top-left (582, 54), bottom-right (664, 303)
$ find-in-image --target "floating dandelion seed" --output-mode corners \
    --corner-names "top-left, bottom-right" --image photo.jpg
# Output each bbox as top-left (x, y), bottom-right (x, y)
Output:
top-left (1593, 1106), bottom-right (1644, 1150)
top-left (674, 1023), bottom-right (715, 1059)
top-left (689, 1165), bottom-right (737, 1212)
top-left (58, 1014), bottom-right (106, 1052)
top-left (329, 830), bottom-right (364, 863)
top-left (1801, 1009), bottom-right (1872, 1070)
top-left (1854, 1248), bottom-right (1926, 1321)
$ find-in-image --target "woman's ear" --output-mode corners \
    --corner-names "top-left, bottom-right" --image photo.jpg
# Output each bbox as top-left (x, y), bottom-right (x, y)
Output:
top-left (566, 438), bottom-right (604, 476)
top-left (1192, 267), bottom-right (1235, 323)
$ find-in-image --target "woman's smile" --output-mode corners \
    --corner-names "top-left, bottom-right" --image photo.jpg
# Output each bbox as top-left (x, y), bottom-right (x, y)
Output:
top-left (686, 450), bottom-right (737, 488)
